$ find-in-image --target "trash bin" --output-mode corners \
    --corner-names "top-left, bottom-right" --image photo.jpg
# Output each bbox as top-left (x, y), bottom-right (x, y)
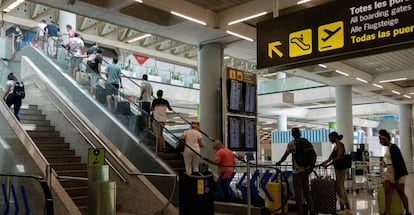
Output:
top-left (179, 172), bottom-right (214, 215)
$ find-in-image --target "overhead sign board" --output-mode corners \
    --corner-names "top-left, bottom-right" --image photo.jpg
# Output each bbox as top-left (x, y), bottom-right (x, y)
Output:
top-left (257, 0), bottom-right (414, 69)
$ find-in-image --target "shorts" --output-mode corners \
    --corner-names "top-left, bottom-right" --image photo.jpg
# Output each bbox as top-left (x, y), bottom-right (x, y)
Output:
top-left (106, 84), bottom-right (119, 96)
top-left (89, 72), bottom-right (99, 86)
top-left (69, 56), bottom-right (81, 68)
top-left (385, 165), bottom-right (407, 184)
top-left (154, 121), bottom-right (165, 136)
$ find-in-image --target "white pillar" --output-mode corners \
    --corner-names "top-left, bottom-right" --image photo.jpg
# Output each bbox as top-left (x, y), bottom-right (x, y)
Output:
top-left (277, 115), bottom-right (287, 131)
top-left (59, 11), bottom-right (77, 44)
top-left (366, 127), bottom-right (373, 137)
top-left (198, 43), bottom-right (223, 160)
top-left (398, 104), bottom-right (413, 172)
top-left (336, 85), bottom-right (353, 152)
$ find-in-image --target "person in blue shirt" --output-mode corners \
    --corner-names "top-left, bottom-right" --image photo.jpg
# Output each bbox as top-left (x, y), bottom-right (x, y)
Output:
top-left (105, 57), bottom-right (122, 110)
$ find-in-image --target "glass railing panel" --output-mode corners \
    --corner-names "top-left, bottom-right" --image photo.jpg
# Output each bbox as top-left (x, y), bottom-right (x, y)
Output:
top-left (0, 174), bottom-right (51, 214)
top-left (258, 77), bottom-right (325, 94)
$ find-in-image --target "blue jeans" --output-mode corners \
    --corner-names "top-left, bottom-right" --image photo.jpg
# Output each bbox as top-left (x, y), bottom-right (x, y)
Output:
top-left (6, 94), bottom-right (22, 121)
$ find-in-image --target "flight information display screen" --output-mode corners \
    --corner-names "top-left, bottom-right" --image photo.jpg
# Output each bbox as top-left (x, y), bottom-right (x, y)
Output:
top-left (244, 119), bottom-right (256, 150)
top-left (244, 84), bottom-right (256, 113)
top-left (228, 117), bottom-right (242, 149)
top-left (228, 80), bottom-right (243, 112)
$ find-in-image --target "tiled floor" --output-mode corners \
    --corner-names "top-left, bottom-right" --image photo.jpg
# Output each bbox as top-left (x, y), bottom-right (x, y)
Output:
top-left (215, 174), bottom-right (414, 215)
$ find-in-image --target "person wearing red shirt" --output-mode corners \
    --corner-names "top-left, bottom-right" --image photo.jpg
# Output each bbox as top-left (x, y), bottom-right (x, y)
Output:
top-left (210, 140), bottom-right (235, 201)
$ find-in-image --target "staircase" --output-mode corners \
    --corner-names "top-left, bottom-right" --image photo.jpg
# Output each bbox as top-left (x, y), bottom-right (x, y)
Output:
top-left (20, 105), bottom-right (88, 212)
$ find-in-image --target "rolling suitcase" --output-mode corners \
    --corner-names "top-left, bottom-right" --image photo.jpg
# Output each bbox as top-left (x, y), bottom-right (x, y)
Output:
top-left (96, 85), bottom-right (107, 104)
top-left (117, 101), bottom-right (131, 115)
top-left (311, 170), bottom-right (336, 214)
top-left (377, 184), bottom-right (404, 214)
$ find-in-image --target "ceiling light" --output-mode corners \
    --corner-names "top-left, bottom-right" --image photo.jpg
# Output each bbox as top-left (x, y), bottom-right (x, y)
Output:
top-left (226, 31), bottom-right (254, 42)
top-left (127, 34), bottom-right (151, 43)
top-left (378, 77), bottom-right (407, 83)
top-left (171, 11), bottom-right (207, 25)
top-left (297, 0), bottom-right (311, 4)
top-left (372, 84), bottom-right (383, 88)
top-left (318, 64), bottom-right (327, 68)
top-left (392, 90), bottom-right (401, 95)
top-left (228, 12), bottom-right (267, 25)
top-left (403, 95), bottom-right (412, 99)
top-left (223, 56), bottom-right (230, 60)
top-left (134, 0), bottom-right (143, 2)
top-left (3, 0), bottom-right (25, 12)
top-left (334, 70), bottom-right (349, 76)
top-left (355, 77), bottom-right (368, 83)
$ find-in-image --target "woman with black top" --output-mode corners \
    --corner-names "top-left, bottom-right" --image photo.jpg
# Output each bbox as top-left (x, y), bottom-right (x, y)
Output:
top-left (321, 131), bottom-right (350, 211)
top-left (2, 73), bottom-right (22, 121)
top-left (379, 129), bottom-right (411, 215)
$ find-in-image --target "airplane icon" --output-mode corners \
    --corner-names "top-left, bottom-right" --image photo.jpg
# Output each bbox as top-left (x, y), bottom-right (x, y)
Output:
top-left (322, 27), bottom-right (341, 42)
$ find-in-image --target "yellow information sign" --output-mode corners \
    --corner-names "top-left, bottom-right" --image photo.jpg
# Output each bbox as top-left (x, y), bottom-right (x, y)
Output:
top-left (318, 21), bottom-right (344, 52)
top-left (228, 69), bottom-right (237, 80)
top-left (289, 29), bottom-right (312, 57)
top-left (88, 148), bottom-right (105, 167)
top-left (197, 179), bottom-right (204, 194)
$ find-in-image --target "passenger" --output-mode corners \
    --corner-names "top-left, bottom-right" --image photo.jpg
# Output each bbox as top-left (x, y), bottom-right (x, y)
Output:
top-left (139, 74), bottom-right (153, 128)
top-left (180, 121), bottom-right (203, 175)
top-left (14, 25), bottom-right (23, 52)
top-left (245, 151), bottom-right (255, 162)
top-left (205, 140), bottom-right (235, 202)
top-left (35, 20), bottom-right (47, 51)
top-left (65, 24), bottom-right (75, 39)
top-left (321, 131), bottom-right (351, 211)
top-left (67, 32), bottom-right (85, 78)
top-left (88, 48), bottom-right (103, 98)
top-left (276, 127), bottom-right (315, 215)
top-left (105, 57), bottom-right (122, 111)
top-left (378, 129), bottom-right (411, 215)
top-left (44, 20), bottom-right (60, 57)
top-left (151, 90), bottom-right (172, 152)
top-left (2, 73), bottom-right (23, 121)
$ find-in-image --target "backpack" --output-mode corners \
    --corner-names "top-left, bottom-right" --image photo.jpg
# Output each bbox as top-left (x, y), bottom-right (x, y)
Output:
top-left (13, 81), bottom-right (25, 99)
top-left (87, 52), bottom-right (97, 69)
top-left (294, 138), bottom-right (316, 168)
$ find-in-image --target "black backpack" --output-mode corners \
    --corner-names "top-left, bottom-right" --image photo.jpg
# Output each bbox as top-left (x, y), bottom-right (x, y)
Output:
top-left (294, 138), bottom-right (316, 168)
top-left (13, 81), bottom-right (25, 99)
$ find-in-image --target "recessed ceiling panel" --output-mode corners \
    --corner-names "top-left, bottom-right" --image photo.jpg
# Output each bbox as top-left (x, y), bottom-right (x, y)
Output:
top-left (186, 0), bottom-right (253, 12)
top-left (79, 0), bottom-right (111, 8)
top-left (119, 3), bottom-right (184, 26)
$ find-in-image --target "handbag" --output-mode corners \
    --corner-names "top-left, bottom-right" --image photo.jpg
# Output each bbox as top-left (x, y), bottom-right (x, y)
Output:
top-left (334, 154), bottom-right (352, 169)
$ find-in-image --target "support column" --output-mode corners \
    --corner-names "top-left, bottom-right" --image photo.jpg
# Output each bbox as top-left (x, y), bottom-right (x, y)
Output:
top-left (366, 127), bottom-right (373, 137)
top-left (398, 104), bottom-right (413, 172)
top-left (198, 43), bottom-right (223, 155)
top-left (277, 115), bottom-right (287, 131)
top-left (59, 11), bottom-right (77, 44)
top-left (336, 85), bottom-right (353, 152)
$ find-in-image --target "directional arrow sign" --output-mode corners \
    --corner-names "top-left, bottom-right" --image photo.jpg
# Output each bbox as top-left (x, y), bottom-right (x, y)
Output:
top-left (268, 41), bottom-right (283, 59)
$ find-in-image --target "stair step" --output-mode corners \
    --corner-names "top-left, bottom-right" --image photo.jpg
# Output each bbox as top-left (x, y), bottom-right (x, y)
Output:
top-left (72, 196), bottom-right (88, 207)
top-left (20, 114), bottom-right (46, 121)
top-left (37, 142), bottom-right (70, 150)
top-left (66, 187), bottom-right (88, 197)
top-left (59, 179), bottom-right (88, 188)
top-left (31, 137), bottom-right (64, 143)
top-left (56, 170), bottom-right (88, 178)
top-left (52, 163), bottom-right (87, 171)
top-left (20, 119), bottom-right (51, 126)
top-left (47, 156), bottom-right (81, 163)
top-left (158, 152), bottom-right (182, 160)
top-left (20, 109), bottom-right (41, 115)
top-left (22, 125), bottom-right (55, 132)
top-left (27, 131), bottom-right (60, 137)
top-left (42, 149), bottom-right (76, 156)
top-left (20, 104), bottom-right (38, 110)
top-left (164, 160), bottom-right (184, 168)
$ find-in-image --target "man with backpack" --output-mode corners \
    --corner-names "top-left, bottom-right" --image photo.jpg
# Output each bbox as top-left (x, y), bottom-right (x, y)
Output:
top-left (276, 127), bottom-right (316, 215)
top-left (2, 73), bottom-right (24, 121)
top-left (86, 48), bottom-right (103, 98)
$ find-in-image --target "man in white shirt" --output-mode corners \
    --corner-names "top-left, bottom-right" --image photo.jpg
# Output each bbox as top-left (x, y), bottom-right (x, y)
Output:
top-left (67, 33), bottom-right (85, 78)
top-left (151, 90), bottom-right (172, 152)
top-left (139, 74), bottom-right (153, 127)
top-left (36, 20), bottom-right (47, 51)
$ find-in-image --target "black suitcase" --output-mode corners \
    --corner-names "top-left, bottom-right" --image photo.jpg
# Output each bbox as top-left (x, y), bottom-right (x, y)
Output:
top-left (96, 85), bottom-right (107, 104)
top-left (117, 101), bottom-right (131, 115)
